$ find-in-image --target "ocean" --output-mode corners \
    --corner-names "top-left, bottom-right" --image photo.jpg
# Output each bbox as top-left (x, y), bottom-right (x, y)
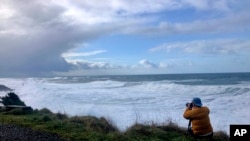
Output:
top-left (1, 72), bottom-right (250, 135)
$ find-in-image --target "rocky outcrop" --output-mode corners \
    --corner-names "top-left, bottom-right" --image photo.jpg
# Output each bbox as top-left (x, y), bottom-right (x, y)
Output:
top-left (0, 85), bottom-right (12, 91)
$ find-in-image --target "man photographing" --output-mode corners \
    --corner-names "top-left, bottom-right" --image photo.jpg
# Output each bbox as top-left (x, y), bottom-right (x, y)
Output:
top-left (183, 97), bottom-right (213, 140)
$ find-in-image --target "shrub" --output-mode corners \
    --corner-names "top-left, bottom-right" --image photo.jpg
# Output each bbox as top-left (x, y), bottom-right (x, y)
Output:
top-left (0, 92), bottom-right (26, 106)
top-left (39, 108), bottom-right (53, 114)
top-left (42, 115), bottom-right (52, 122)
top-left (56, 112), bottom-right (68, 120)
top-left (70, 116), bottom-right (118, 133)
top-left (5, 108), bottom-right (31, 115)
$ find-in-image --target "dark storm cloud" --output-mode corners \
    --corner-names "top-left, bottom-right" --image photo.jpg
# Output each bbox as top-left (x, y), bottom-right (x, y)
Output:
top-left (0, 0), bottom-right (117, 76)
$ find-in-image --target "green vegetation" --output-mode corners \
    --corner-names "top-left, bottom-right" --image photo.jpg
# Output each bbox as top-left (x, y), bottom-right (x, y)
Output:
top-left (0, 93), bottom-right (229, 141)
top-left (0, 92), bottom-right (26, 106)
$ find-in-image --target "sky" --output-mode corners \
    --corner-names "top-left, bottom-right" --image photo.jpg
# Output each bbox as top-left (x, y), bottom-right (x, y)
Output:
top-left (0, 0), bottom-right (250, 77)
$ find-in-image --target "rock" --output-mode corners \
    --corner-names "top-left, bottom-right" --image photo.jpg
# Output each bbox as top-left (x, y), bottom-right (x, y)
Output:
top-left (0, 124), bottom-right (68, 141)
top-left (0, 85), bottom-right (12, 91)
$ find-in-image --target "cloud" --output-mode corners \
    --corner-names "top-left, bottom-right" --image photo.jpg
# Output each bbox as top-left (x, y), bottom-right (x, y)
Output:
top-left (183, 0), bottom-right (230, 11)
top-left (137, 59), bottom-right (158, 68)
top-left (56, 0), bottom-right (186, 26)
top-left (0, 0), bottom-right (249, 76)
top-left (150, 39), bottom-right (250, 55)
top-left (62, 50), bottom-right (107, 58)
top-left (0, 1), bottom-right (120, 76)
top-left (65, 59), bottom-right (114, 70)
top-left (125, 11), bottom-right (250, 35)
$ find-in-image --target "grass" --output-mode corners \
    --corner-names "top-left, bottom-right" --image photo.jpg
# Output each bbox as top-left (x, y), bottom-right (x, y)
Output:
top-left (0, 107), bottom-right (229, 141)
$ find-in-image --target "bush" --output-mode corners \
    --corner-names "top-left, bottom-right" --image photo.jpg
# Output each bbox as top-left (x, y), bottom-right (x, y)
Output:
top-left (70, 116), bottom-right (117, 133)
top-left (0, 92), bottom-right (26, 106)
top-left (5, 107), bottom-right (33, 115)
top-left (39, 108), bottom-right (53, 114)
top-left (56, 112), bottom-right (68, 120)
top-left (42, 115), bottom-right (52, 122)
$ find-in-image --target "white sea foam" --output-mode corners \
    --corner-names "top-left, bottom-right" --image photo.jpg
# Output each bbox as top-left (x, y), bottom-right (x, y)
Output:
top-left (1, 77), bottom-right (250, 135)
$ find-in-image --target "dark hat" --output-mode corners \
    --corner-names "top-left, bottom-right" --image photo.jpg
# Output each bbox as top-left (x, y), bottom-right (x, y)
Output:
top-left (192, 97), bottom-right (202, 107)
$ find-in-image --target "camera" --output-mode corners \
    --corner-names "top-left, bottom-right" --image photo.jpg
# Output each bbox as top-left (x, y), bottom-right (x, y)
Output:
top-left (186, 102), bottom-right (193, 108)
